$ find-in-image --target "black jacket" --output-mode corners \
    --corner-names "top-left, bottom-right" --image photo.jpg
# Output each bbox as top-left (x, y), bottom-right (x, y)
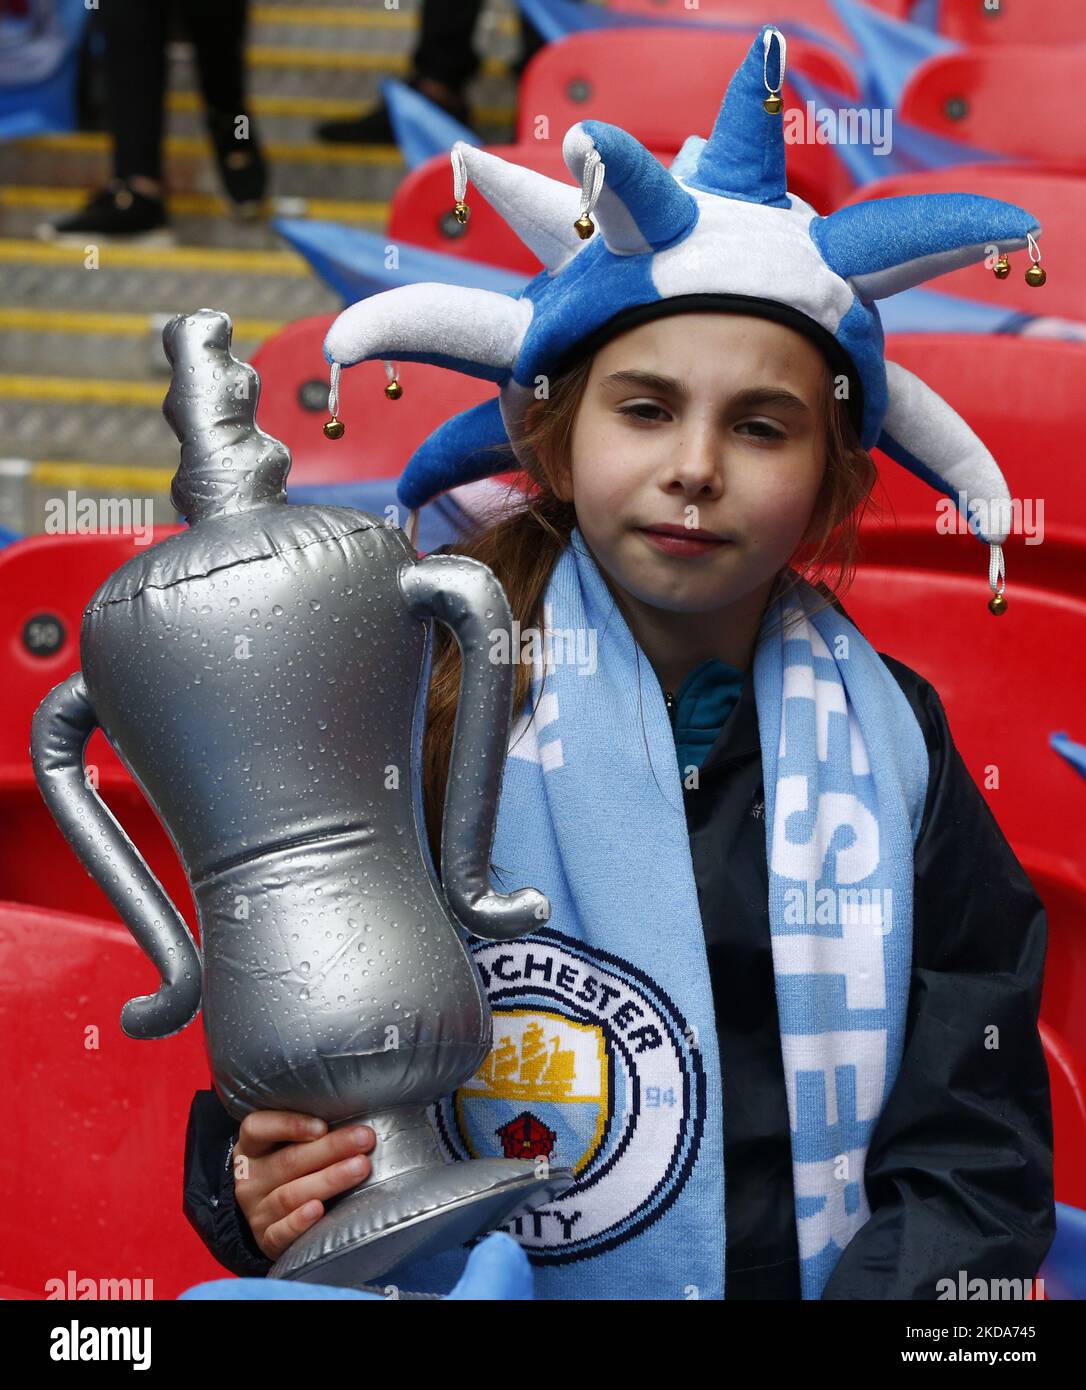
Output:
top-left (182, 596), bottom-right (1056, 1298)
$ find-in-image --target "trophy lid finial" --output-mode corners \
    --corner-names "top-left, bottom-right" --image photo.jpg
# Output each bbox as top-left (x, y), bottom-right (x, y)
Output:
top-left (163, 308), bottom-right (291, 524)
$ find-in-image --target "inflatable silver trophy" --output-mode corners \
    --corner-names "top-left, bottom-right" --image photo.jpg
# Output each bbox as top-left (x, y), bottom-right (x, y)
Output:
top-left (30, 307), bottom-right (573, 1287)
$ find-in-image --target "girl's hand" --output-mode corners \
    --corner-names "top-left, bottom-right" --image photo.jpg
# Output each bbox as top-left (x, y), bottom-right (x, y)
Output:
top-left (230, 1110), bottom-right (377, 1261)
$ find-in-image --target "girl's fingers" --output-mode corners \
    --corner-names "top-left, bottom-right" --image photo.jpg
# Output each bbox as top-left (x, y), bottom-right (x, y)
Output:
top-left (259, 1122), bottom-right (376, 1190)
top-left (265, 1152), bottom-right (374, 1229)
top-left (260, 1198), bottom-right (325, 1261)
top-left (237, 1109), bottom-right (328, 1159)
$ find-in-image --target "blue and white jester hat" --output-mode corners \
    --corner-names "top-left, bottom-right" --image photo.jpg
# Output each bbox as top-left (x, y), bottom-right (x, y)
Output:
top-left (322, 25), bottom-right (1047, 612)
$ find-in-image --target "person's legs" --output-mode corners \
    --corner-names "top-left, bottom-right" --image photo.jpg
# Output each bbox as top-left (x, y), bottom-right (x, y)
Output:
top-left (38, 0), bottom-right (173, 238)
top-left (180, 0), bottom-right (266, 212)
top-left (180, 0), bottom-right (247, 115)
top-left (98, 0), bottom-right (171, 190)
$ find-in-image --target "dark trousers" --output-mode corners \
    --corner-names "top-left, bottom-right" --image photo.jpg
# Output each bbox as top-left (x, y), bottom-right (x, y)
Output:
top-left (97, 0), bottom-right (550, 181)
top-left (96, 0), bottom-right (249, 182)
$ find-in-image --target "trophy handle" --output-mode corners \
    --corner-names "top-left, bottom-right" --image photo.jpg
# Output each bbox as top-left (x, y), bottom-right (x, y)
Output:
top-left (30, 672), bottom-right (203, 1041)
top-left (398, 554), bottom-right (550, 942)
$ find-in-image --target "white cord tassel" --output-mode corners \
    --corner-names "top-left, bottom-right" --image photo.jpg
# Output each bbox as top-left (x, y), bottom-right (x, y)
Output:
top-left (574, 149), bottom-right (605, 239)
top-left (451, 144), bottom-right (469, 224)
top-left (762, 26), bottom-right (787, 111)
top-left (323, 361), bottom-right (344, 438)
top-left (988, 542), bottom-right (1007, 613)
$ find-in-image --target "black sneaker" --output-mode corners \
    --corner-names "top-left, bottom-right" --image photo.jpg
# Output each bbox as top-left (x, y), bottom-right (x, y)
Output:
top-left (207, 108), bottom-right (268, 219)
top-left (316, 76), bottom-right (473, 145)
top-left (37, 178), bottom-right (174, 245)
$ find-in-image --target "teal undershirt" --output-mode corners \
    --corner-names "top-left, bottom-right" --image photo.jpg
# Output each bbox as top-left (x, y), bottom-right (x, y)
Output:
top-left (670, 657), bottom-right (747, 773)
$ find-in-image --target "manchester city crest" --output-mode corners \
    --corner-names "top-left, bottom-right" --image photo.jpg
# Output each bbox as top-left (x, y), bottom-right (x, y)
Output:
top-left (429, 928), bottom-right (707, 1263)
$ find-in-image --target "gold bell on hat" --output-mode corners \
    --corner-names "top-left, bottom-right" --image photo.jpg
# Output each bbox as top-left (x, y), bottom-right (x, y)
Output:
top-left (993, 255), bottom-right (1011, 280)
top-left (323, 416), bottom-right (344, 439)
top-left (383, 360), bottom-right (403, 399)
top-left (1024, 231), bottom-right (1046, 287)
top-left (574, 214), bottom-right (595, 239)
top-left (988, 591), bottom-right (1008, 615)
top-left (453, 199), bottom-right (469, 225)
top-left (763, 91), bottom-right (783, 114)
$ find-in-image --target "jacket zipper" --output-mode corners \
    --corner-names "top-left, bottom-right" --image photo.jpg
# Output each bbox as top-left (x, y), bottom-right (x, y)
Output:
top-left (664, 689), bottom-right (676, 727)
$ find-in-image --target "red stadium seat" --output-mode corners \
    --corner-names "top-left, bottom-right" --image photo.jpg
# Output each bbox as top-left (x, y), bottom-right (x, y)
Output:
top-left (871, 335), bottom-right (1086, 534)
top-left (249, 313), bottom-right (504, 486)
top-left (393, 143), bottom-right (680, 274)
top-left (0, 900), bottom-right (225, 1298)
top-left (1033, 854), bottom-right (1086, 1082)
top-left (516, 28), bottom-right (858, 213)
top-left (843, 529), bottom-right (1086, 886)
top-left (0, 762), bottom-right (196, 924)
top-left (0, 529), bottom-right (180, 769)
top-left (840, 167), bottom-right (1086, 321)
top-left (846, 534), bottom-right (1086, 1208)
top-left (390, 144), bottom-right (607, 273)
top-left (900, 47), bottom-right (1086, 172)
top-left (1040, 1020), bottom-right (1086, 1212)
top-left (610, 0), bottom-right (911, 54)
top-left (935, 0), bottom-right (1086, 47)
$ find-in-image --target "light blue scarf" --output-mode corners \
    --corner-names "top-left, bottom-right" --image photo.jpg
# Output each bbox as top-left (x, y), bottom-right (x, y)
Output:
top-left (385, 526), bottom-right (929, 1300)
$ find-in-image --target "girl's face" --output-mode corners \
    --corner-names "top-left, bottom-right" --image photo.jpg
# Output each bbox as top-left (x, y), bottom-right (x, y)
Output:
top-left (557, 313), bottom-right (829, 621)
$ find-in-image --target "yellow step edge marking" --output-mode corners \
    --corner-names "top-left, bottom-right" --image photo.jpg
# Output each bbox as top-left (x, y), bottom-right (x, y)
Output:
top-left (0, 376), bottom-right (171, 406)
top-left (17, 130), bottom-right (405, 166)
top-left (0, 308), bottom-right (288, 339)
top-left (30, 462), bottom-right (175, 491)
top-left (0, 185), bottom-right (387, 224)
top-left (244, 48), bottom-right (508, 78)
top-left (165, 89), bottom-right (515, 124)
top-left (0, 239), bottom-right (309, 274)
top-left (252, 4), bottom-right (415, 27)
top-left (250, 4), bottom-right (518, 34)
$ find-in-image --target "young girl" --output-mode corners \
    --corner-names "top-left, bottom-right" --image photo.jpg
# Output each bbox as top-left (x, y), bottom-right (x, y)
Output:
top-left (183, 26), bottom-right (1056, 1299)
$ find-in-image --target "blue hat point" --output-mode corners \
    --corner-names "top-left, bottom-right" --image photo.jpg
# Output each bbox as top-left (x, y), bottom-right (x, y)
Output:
top-left (323, 25), bottom-right (1045, 597)
top-left (687, 25), bottom-right (789, 208)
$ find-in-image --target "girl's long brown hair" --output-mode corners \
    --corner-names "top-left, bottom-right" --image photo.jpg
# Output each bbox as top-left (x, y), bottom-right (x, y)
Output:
top-left (420, 343), bottom-right (881, 869)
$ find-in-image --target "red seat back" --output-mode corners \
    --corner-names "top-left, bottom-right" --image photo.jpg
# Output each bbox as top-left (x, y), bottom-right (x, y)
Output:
top-left (0, 530), bottom-right (180, 770)
top-left (0, 764), bottom-right (197, 924)
top-left (935, 0), bottom-right (1086, 47)
top-left (0, 901), bottom-right (225, 1299)
top-left (873, 334), bottom-right (1086, 534)
top-left (843, 534), bottom-right (1086, 882)
top-left (1039, 1020), bottom-right (1086, 1212)
top-left (389, 144), bottom-right (621, 274)
top-left (249, 313), bottom-right (500, 486)
top-left (840, 167), bottom-right (1086, 321)
top-left (610, 0), bottom-right (910, 54)
top-left (901, 48), bottom-right (1086, 172)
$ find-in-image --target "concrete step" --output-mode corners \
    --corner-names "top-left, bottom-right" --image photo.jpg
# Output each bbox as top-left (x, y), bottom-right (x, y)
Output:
top-left (0, 239), bottom-right (340, 318)
top-left (0, 307), bottom-right (288, 380)
top-left (1, 186), bottom-right (386, 248)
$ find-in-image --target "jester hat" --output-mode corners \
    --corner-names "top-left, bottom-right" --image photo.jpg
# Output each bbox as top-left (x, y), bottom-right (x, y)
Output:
top-left (322, 25), bottom-right (1046, 609)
